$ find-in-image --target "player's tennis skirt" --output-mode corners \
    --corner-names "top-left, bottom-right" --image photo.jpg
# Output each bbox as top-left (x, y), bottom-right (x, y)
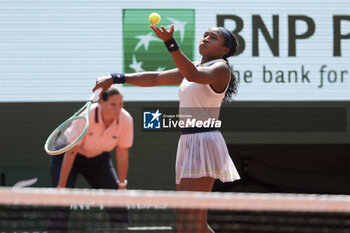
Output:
top-left (175, 130), bottom-right (240, 184)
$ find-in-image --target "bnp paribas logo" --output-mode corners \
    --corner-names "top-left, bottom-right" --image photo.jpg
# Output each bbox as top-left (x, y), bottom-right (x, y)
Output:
top-left (123, 9), bottom-right (195, 73)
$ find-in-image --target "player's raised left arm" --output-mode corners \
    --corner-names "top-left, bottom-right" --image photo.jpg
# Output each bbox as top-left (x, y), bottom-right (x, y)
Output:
top-left (150, 24), bottom-right (229, 85)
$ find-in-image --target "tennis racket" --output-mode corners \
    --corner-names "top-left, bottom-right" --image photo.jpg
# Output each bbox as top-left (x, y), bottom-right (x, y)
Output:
top-left (44, 89), bottom-right (102, 155)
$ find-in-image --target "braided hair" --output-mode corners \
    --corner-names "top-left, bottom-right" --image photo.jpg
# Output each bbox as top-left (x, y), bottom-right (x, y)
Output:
top-left (220, 28), bottom-right (239, 102)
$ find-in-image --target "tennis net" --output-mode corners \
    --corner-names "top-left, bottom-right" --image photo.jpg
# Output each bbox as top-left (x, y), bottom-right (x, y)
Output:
top-left (1, 187), bottom-right (350, 233)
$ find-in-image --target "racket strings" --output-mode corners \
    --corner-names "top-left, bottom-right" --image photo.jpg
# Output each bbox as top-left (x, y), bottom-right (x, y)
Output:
top-left (47, 118), bottom-right (87, 153)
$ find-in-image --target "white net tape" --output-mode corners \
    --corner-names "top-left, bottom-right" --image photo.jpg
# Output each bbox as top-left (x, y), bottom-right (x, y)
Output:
top-left (1, 187), bottom-right (350, 212)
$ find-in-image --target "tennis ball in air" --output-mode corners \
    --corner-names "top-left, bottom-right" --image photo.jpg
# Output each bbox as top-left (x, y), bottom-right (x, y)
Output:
top-left (149, 12), bottom-right (161, 25)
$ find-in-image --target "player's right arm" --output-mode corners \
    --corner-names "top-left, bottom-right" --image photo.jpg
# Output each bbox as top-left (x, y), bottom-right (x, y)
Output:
top-left (57, 146), bottom-right (79, 188)
top-left (93, 68), bottom-right (184, 93)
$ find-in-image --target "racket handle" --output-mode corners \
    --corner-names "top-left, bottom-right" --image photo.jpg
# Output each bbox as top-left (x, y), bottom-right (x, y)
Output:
top-left (89, 88), bottom-right (102, 102)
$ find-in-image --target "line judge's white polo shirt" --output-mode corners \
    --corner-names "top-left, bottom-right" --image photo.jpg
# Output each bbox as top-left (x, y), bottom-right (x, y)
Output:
top-left (76, 103), bottom-right (133, 158)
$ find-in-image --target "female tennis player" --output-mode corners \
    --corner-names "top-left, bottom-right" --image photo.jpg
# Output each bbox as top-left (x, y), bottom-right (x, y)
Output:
top-left (93, 25), bottom-right (240, 233)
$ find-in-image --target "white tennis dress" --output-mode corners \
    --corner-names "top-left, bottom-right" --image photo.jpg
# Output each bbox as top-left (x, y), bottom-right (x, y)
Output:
top-left (175, 59), bottom-right (240, 184)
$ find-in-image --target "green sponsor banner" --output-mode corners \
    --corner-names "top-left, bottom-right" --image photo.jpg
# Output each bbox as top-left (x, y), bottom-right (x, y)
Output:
top-left (123, 9), bottom-right (195, 74)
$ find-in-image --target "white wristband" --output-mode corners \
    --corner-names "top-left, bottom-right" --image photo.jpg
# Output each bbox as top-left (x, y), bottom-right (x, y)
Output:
top-left (118, 180), bottom-right (128, 187)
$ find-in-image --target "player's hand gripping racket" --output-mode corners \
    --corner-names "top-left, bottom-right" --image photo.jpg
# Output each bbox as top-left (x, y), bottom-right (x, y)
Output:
top-left (44, 89), bottom-right (102, 155)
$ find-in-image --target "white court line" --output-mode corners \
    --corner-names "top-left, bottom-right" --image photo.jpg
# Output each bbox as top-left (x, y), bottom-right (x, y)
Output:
top-left (88, 226), bottom-right (173, 231)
